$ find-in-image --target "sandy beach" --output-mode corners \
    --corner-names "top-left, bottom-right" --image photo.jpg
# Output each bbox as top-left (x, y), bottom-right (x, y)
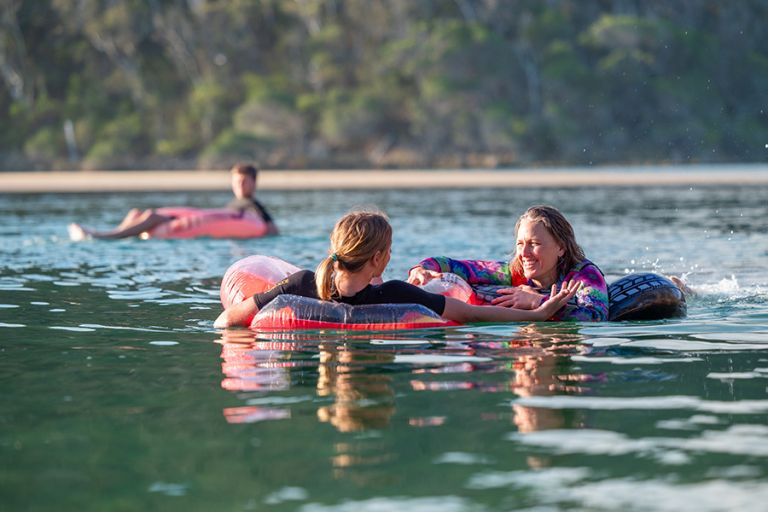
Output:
top-left (1, 164), bottom-right (767, 193)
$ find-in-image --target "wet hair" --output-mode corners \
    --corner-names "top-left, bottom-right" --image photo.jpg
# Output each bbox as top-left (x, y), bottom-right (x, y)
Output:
top-left (230, 163), bottom-right (258, 180)
top-left (511, 205), bottom-right (585, 278)
top-left (315, 210), bottom-right (392, 300)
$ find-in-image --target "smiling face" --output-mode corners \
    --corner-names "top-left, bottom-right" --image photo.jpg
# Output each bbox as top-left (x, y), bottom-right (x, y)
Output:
top-left (515, 219), bottom-right (564, 288)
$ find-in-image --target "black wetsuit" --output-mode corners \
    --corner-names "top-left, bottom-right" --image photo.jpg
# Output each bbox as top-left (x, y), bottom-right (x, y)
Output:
top-left (253, 270), bottom-right (446, 315)
top-left (226, 197), bottom-right (274, 222)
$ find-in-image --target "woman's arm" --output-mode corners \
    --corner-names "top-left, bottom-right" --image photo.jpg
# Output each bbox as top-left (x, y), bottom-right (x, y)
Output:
top-left (409, 257), bottom-right (512, 286)
top-left (490, 263), bottom-right (609, 322)
top-left (214, 299), bottom-right (258, 328)
top-left (442, 282), bottom-right (580, 323)
top-left (214, 270), bottom-right (317, 328)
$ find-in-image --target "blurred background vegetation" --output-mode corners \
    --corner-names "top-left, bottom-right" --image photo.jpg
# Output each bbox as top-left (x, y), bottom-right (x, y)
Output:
top-left (1, 0), bottom-right (766, 170)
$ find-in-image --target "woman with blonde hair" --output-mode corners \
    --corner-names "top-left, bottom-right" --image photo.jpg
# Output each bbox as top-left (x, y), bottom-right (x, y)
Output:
top-left (408, 205), bottom-right (609, 321)
top-left (214, 210), bottom-right (580, 328)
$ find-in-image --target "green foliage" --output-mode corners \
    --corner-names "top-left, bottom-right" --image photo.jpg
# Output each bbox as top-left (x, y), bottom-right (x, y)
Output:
top-left (83, 113), bottom-right (145, 169)
top-left (0, 1), bottom-right (766, 169)
top-left (199, 129), bottom-right (267, 168)
top-left (318, 91), bottom-right (387, 147)
top-left (24, 126), bottom-right (65, 161)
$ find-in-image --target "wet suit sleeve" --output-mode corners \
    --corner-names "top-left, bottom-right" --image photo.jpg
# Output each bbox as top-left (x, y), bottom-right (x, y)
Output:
top-left (415, 257), bottom-right (513, 286)
top-left (252, 270), bottom-right (318, 310)
top-left (542, 261), bottom-right (609, 322)
top-left (369, 281), bottom-right (446, 315)
top-left (250, 199), bottom-right (274, 223)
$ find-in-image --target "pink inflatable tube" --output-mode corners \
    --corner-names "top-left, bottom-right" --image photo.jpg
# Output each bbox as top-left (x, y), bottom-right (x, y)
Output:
top-left (142, 207), bottom-right (268, 239)
top-left (219, 255), bottom-right (459, 330)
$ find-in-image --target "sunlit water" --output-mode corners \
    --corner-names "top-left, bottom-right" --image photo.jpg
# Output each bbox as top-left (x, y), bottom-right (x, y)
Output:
top-left (2, 183), bottom-right (768, 511)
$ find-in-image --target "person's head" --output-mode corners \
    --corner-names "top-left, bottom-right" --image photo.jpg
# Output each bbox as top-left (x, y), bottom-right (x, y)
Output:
top-left (230, 163), bottom-right (258, 199)
top-left (511, 205), bottom-right (584, 287)
top-left (315, 210), bottom-right (393, 300)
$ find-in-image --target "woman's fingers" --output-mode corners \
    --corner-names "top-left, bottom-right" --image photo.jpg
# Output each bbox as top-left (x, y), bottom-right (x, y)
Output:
top-left (491, 297), bottom-right (517, 308)
top-left (561, 280), bottom-right (581, 300)
top-left (549, 281), bottom-right (578, 305)
top-left (408, 268), bottom-right (442, 285)
top-left (407, 268), bottom-right (425, 284)
top-left (495, 287), bottom-right (515, 295)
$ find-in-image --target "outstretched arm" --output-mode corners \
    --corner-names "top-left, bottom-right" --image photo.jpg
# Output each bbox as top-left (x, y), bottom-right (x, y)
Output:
top-left (492, 264), bottom-right (608, 321)
top-left (409, 257), bottom-right (511, 286)
top-left (442, 281), bottom-right (581, 323)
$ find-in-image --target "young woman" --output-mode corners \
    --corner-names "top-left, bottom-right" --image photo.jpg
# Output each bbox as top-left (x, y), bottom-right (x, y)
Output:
top-left (214, 210), bottom-right (580, 328)
top-left (408, 205), bottom-right (609, 321)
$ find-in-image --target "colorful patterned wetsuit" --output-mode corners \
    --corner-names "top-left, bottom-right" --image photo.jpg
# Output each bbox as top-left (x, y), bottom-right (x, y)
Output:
top-left (415, 257), bottom-right (609, 322)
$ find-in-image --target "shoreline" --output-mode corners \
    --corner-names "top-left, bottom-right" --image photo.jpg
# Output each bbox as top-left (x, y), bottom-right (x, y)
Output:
top-left (2, 164), bottom-right (768, 193)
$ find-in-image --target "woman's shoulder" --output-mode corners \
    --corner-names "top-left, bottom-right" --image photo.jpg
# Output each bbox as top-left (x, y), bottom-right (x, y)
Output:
top-left (280, 269), bottom-right (315, 287)
top-left (566, 259), bottom-right (606, 283)
top-left (377, 279), bottom-right (420, 293)
top-left (294, 269), bottom-right (316, 279)
top-left (571, 258), bottom-right (600, 271)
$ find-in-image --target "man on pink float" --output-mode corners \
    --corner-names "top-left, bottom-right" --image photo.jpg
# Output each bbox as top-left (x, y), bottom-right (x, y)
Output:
top-left (68, 163), bottom-right (277, 240)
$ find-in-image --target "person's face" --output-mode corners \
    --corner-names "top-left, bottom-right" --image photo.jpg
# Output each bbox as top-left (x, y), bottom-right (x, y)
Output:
top-left (231, 172), bottom-right (255, 199)
top-left (515, 219), bottom-right (564, 287)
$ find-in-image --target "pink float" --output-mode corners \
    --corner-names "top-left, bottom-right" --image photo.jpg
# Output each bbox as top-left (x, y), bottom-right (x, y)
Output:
top-left (142, 207), bottom-right (268, 239)
top-left (219, 255), bottom-right (458, 330)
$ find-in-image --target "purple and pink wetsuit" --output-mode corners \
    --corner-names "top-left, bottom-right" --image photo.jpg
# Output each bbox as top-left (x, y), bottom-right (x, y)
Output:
top-left (415, 256), bottom-right (609, 322)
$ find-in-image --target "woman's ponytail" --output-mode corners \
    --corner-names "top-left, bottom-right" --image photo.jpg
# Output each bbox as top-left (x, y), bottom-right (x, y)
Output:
top-left (315, 255), bottom-right (337, 301)
top-left (314, 210), bottom-right (392, 301)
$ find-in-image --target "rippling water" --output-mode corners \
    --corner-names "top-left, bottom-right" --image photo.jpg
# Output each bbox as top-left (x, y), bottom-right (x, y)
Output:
top-left (2, 183), bottom-right (767, 511)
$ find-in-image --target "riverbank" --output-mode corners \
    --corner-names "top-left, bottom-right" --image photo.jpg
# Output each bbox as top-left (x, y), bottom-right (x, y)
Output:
top-left (2, 164), bottom-right (767, 193)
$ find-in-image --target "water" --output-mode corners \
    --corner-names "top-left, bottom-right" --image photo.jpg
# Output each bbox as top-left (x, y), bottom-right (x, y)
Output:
top-left (2, 183), bottom-right (768, 511)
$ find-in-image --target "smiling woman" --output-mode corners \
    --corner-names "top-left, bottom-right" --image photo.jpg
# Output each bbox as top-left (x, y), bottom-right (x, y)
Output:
top-left (408, 205), bottom-right (610, 321)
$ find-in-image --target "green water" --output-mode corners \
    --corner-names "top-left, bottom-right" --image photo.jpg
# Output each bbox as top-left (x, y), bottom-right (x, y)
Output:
top-left (2, 185), bottom-right (768, 511)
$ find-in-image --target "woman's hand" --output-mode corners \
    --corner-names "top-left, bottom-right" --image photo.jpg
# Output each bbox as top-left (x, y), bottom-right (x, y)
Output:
top-left (533, 281), bottom-right (581, 319)
top-left (214, 298), bottom-right (258, 328)
top-left (407, 267), bottom-right (442, 286)
top-left (491, 285), bottom-right (543, 309)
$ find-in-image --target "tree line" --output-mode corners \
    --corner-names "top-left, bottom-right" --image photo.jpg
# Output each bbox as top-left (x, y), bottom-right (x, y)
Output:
top-left (1, 0), bottom-right (766, 171)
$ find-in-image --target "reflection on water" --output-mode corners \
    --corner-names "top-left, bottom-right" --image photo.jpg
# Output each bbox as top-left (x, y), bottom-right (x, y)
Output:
top-left (2, 184), bottom-right (768, 511)
top-left (315, 343), bottom-right (396, 433)
top-left (216, 324), bottom-right (608, 476)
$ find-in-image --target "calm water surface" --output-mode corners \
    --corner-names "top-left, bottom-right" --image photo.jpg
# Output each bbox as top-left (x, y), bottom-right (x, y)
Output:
top-left (2, 183), bottom-right (768, 511)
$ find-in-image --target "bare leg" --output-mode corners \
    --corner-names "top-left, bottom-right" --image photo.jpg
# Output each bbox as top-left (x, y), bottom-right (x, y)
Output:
top-left (116, 208), bottom-right (144, 230)
top-left (69, 210), bottom-right (173, 240)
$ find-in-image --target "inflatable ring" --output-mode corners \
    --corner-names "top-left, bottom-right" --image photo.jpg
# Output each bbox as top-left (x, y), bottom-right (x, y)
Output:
top-left (252, 294), bottom-right (455, 330)
top-left (424, 271), bottom-right (686, 321)
top-left (142, 207), bottom-right (268, 239)
top-left (607, 273), bottom-right (687, 321)
top-left (219, 255), bottom-right (456, 330)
